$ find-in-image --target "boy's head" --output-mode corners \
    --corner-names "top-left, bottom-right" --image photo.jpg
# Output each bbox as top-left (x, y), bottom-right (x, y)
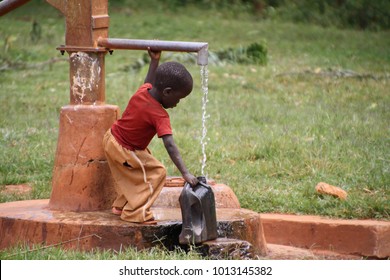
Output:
top-left (154, 62), bottom-right (193, 109)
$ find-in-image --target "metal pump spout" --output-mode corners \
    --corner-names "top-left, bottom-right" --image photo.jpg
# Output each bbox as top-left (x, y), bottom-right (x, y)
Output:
top-left (0, 0), bottom-right (32, 16)
top-left (197, 45), bottom-right (208, 66)
top-left (98, 38), bottom-right (208, 65)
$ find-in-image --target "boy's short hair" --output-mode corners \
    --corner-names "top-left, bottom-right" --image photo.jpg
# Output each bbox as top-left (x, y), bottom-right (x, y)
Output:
top-left (154, 62), bottom-right (193, 92)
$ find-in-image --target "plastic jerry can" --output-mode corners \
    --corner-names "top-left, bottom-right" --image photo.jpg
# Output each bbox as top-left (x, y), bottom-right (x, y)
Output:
top-left (179, 176), bottom-right (218, 244)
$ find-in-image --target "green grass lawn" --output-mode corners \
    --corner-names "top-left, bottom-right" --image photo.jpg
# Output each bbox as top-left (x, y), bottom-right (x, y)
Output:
top-left (0, 0), bottom-right (389, 255)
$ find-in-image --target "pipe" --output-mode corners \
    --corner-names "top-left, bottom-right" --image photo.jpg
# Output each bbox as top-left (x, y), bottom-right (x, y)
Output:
top-left (0, 0), bottom-right (32, 16)
top-left (98, 38), bottom-right (208, 65)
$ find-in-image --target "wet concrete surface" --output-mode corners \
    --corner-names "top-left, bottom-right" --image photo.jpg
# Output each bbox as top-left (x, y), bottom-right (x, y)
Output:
top-left (155, 183), bottom-right (241, 209)
top-left (0, 199), bottom-right (268, 257)
top-left (1, 188), bottom-right (388, 259)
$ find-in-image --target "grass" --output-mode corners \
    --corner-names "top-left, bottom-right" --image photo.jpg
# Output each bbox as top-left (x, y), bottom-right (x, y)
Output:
top-left (0, 243), bottom-right (203, 260)
top-left (0, 0), bottom-right (389, 259)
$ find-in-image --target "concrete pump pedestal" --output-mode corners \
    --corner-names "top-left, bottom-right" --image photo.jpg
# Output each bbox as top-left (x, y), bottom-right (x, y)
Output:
top-left (49, 104), bottom-right (120, 211)
top-left (0, 184), bottom-right (268, 258)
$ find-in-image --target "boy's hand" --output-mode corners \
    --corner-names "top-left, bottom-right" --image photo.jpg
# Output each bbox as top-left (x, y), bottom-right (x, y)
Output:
top-left (144, 48), bottom-right (161, 84)
top-left (183, 173), bottom-right (199, 187)
top-left (148, 47), bottom-right (161, 61)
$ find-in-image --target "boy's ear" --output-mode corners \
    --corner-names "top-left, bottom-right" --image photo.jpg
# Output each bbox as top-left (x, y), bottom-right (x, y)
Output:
top-left (162, 87), bottom-right (172, 96)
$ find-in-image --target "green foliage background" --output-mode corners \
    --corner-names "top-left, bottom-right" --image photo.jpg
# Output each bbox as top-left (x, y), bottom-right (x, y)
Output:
top-left (0, 0), bottom-right (389, 260)
top-left (0, 0), bottom-right (389, 221)
top-left (113, 0), bottom-right (390, 30)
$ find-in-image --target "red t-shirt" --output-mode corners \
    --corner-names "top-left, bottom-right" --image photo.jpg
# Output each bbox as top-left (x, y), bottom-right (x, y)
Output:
top-left (111, 83), bottom-right (172, 150)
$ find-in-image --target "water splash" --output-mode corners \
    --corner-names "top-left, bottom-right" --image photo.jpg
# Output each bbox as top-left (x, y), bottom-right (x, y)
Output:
top-left (200, 65), bottom-right (209, 177)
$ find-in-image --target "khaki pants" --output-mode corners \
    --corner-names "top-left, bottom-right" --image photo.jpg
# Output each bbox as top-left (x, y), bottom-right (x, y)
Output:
top-left (103, 130), bottom-right (166, 222)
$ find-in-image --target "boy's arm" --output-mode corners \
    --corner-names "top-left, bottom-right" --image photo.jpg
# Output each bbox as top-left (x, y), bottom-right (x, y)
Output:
top-left (144, 48), bottom-right (161, 84)
top-left (162, 134), bottom-right (199, 186)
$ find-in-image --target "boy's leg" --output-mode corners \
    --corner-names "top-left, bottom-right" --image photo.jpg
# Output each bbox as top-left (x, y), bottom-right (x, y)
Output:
top-left (120, 149), bottom-right (166, 223)
top-left (136, 149), bottom-right (166, 219)
top-left (102, 130), bottom-right (129, 210)
top-left (103, 130), bottom-right (166, 223)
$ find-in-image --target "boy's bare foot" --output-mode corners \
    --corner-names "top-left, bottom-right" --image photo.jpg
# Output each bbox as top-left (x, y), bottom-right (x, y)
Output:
top-left (112, 207), bottom-right (123, 215)
top-left (141, 218), bottom-right (158, 225)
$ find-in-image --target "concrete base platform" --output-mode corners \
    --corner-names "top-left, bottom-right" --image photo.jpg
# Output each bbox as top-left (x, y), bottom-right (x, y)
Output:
top-left (0, 199), bottom-right (267, 257)
top-left (265, 244), bottom-right (362, 260)
top-left (261, 213), bottom-right (390, 259)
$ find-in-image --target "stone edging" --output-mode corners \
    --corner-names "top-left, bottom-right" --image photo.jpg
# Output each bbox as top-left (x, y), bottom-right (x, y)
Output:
top-left (260, 213), bottom-right (390, 259)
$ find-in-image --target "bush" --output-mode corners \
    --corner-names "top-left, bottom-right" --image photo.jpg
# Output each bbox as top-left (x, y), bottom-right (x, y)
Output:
top-left (266, 0), bottom-right (390, 30)
top-left (215, 42), bottom-right (268, 65)
top-left (115, 0), bottom-right (390, 30)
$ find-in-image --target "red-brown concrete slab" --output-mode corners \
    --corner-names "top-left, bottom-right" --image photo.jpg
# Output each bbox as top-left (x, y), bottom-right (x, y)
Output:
top-left (1, 184), bottom-right (32, 195)
top-left (49, 104), bottom-right (120, 212)
top-left (0, 199), bottom-right (267, 256)
top-left (154, 183), bottom-right (240, 208)
top-left (261, 213), bottom-right (390, 258)
top-left (265, 244), bottom-right (362, 260)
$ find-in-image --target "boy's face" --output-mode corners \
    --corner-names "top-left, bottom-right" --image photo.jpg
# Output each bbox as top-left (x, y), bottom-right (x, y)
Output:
top-left (161, 87), bottom-right (192, 109)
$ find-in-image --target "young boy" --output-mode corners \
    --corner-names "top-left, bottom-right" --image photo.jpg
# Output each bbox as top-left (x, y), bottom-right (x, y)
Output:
top-left (103, 49), bottom-right (198, 224)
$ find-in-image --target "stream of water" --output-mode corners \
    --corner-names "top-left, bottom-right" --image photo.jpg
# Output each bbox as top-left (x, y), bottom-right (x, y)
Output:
top-left (200, 65), bottom-right (209, 177)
